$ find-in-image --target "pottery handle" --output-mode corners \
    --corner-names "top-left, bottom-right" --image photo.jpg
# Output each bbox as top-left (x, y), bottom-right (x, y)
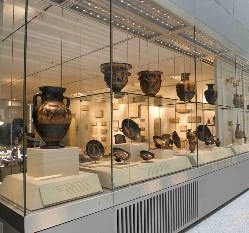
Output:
top-left (33, 93), bottom-right (42, 108)
top-left (63, 96), bottom-right (70, 108)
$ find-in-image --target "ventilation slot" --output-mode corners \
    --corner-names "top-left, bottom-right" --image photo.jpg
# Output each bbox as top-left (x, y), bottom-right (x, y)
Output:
top-left (116, 181), bottom-right (198, 233)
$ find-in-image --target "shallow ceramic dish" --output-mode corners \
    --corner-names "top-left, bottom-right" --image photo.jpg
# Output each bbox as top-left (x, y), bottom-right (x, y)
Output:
top-left (139, 150), bottom-right (155, 161)
top-left (121, 119), bottom-right (140, 141)
top-left (113, 147), bottom-right (131, 162)
top-left (153, 135), bottom-right (166, 148)
top-left (85, 140), bottom-right (104, 161)
top-left (172, 131), bottom-right (181, 148)
top-left (197, 125), bottom-right (212, 142)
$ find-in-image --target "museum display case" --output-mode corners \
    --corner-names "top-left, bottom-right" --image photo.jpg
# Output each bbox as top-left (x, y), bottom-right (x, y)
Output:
top-left (1, 1), bottom-right (249, 232)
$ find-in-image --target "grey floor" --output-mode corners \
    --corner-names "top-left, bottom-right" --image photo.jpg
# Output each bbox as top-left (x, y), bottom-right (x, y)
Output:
top-left (186, 190), bottom-right (249, 233)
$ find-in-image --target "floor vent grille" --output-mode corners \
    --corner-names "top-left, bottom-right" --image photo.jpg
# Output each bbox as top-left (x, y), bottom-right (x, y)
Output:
top-left (116, 181), bottom-right (198, 233)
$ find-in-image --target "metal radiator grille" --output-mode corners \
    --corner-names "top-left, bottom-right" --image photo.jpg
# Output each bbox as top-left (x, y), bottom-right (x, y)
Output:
top-left (116, 181), bottom-right (198, 233)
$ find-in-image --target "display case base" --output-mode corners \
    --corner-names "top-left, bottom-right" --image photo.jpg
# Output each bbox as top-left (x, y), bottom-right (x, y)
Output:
top-left (0, 172), bottom-right (102, 211)
top-left (80, 156), bottom-right (192, 189)
top-left (115, 143), bottom-right (148, 162)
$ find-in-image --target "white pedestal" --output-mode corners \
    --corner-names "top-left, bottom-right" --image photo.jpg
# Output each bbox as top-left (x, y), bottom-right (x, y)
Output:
top-left (183, 147), bottom-right (235, 165)
top-left (237, 139), bottom-right (244, 145)
top-left (115, 143), bottom-right (148, 162)
top-left (80, 157), bottom-right (192, 189)
top-left (149, 149), bottom-right (173, 159)
top-left (27, 147), bottom-right (79, 178)
top-left (0, 172), bottom-right (103, 211)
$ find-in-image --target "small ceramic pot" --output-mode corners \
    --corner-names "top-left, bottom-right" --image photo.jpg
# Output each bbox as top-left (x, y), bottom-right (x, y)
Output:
top-left (114, 134), bottom-right (126, 144)
top-left (176, 73), bottom-right (195, 102)
top-left (235, 124), bottom-right (243, 139)
top-left (100, 62), bottom-right (132, 93)
top-left (240, 95), bottom-right (244, 109)
top-left (204, 84), bottom-right (217, 105)
top-left (137, 70), bottom-right (163, 97)
top-left (189, 141), bottom-right (197, 153)
top-left (233, 94), bottom-right (240, 108)
top-left (215, 138), bottom-right (221, 147)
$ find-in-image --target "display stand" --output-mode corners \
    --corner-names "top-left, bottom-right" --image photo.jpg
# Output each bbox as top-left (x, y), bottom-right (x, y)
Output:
top-left (80, 156), bottom-right (192, 188)
top-left (0, 147), bottom-right (103, 211)
top-left (115, 143), bottom-right (148, 162)
top-left (175, 147), bottom-right (235, 165)
top-left (149, 149), bottom-right (173, 159)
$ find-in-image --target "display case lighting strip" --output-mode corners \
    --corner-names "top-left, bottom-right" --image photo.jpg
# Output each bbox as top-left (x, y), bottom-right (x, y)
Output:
top-left (46, 0), bottom-right (249, 69)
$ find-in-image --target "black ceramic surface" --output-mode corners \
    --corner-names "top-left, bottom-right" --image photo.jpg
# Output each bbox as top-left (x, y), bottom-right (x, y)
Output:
top-left (85, 140), bottom-right (104, 161)
top-left (197, 125), bottom-right (212, 142)
top-left (204, 84), bottom-right (217, 105)
top-left (114, 134), bottom-right (126, 144)
top-left (139, 150), bottom-right (155, 161)
top-left (113, 147), bottom-right (131, 162)
top-left (121, 119), bottom-right (140, 141)
top-left (172, 131), bottom-right (181, 148)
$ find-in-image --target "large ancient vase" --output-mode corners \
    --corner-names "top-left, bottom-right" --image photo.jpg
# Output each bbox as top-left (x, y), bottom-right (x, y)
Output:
top-left (176, 73), bottom-right (195, 102)
top-left (32, 86), bottom-right (72, 149)
top-left (137, 70), bottom-right (163, 97)
top-left (204, 84), bottom-right (217, 105)
top-left (100, 62), bottom-right (132, 93)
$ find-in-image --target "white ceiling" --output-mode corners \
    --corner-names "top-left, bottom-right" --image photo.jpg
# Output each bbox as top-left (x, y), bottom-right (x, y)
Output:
top-left (0, 0), bottom-right (219, 101)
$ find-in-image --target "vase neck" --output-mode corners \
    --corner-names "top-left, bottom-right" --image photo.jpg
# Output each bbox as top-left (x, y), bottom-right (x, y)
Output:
top-left (181, 73), bottom-right (190, 81)
top-left (39, 86), bottom-right (65, 102)
top-left (207, 84), bottom-right (214, 89)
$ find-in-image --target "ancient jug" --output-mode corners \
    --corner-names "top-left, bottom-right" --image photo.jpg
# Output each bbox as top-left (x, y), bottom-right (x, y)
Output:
top-left (189, 141), bottom-right (197, 153)
top-left (176, 73), bottom-right (195, 102)
top-left (235, 124), bottom-right (243, 139)
top-left (100, 62), bottom-right (132, 93)
top-left (204, 84), bottom-right (217, 105)
top-left (32, 86), bottom-right (72, 149)
top-left (233, 94), bottom-right (240, 108)
top-left (137, 70), bottom-right (163, 97)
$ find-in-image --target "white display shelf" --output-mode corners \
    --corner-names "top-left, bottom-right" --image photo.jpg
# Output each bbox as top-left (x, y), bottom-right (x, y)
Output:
top-left (80, 156), bottom-right (192, 189)
top-left (174, 147), bottom-right (236, 165)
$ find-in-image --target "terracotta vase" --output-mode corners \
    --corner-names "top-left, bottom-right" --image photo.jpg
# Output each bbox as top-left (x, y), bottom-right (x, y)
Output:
top-left (100, 62), bottom-right (132, 93)
top-left (176, 73), bottom-right (195, 102)
top-left (235, 124), bottom-right (243, 139)
top-left (233, 94), bottom-right (240, 108)
top-left (240, 95), bottom-right (244, 109)
top-left (204, 84), bottom-right (217, 105)
top-left (137, 70), bottom-right (163, 97)
top-left (32, 86), bottom-right (72, 149)
top-left (215, 138), bottom-right (221, 147)
top-left (189, 141), bottom-right (197, 153)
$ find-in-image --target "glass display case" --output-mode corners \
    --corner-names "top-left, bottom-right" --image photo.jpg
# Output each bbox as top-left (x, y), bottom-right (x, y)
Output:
top-left (1, 0), bottom-right (249, 219)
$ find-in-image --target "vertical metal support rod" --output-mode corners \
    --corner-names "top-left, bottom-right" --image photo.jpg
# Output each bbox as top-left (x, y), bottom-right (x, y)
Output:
top-left (194, 26), bottom-right (198, 167)
top-left (109, 0), bottom-right (114, 191)
top-left (23, 0), bottom-right (29, 217)
top-left (60, 8), bottom-right (63, 87)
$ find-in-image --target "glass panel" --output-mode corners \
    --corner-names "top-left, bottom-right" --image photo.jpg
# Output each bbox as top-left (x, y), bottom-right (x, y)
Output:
top-left (0, 0), bottom-right (112, 213)
top-left (0, 0), bottom-right (25, 215)
top-left (109, 0), bottom-right (194, 189)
